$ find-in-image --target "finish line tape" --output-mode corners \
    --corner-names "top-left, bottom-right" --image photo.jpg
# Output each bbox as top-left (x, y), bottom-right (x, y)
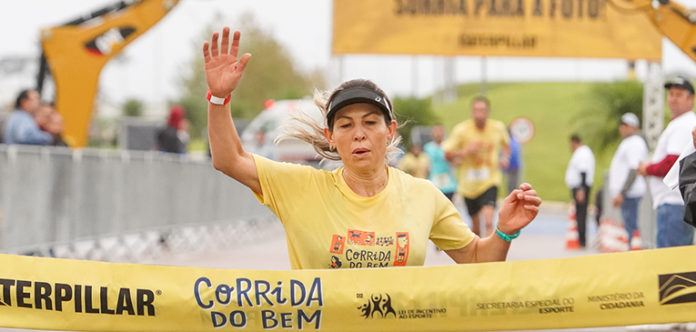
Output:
top-left (2, 247), bottom-right (696, 331)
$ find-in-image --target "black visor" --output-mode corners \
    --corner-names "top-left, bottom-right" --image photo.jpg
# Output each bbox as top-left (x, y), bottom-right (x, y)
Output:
top-left (327, 86), bottom-right (393, 127)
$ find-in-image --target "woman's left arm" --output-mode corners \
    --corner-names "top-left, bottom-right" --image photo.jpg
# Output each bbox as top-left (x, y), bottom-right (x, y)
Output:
top-left (445, 183), bottom-right (541, 263)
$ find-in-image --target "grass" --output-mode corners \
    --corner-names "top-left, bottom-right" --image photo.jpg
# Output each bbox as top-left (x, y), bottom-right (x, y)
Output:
top-left (187, 138), bottom-right (208, 152)
top-left (432, 82), bottom-right (616, 203)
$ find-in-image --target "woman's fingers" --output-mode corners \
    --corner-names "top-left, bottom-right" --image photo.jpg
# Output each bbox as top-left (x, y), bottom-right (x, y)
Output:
top-left (518, 193), bottom-right (542, 205)
top-left (237, 53), bottom-right (252, 72)
top-left (202, 41), bottom-right (211, 63)
top-left (524, 189), bottom-right (537, 196)
top-left (211, 32), bottom-right (219, 57)
top-left (230, 30), bottom-right (241, 58)
top-left (220, 27), bottom-right (230, 55)
top-left (519, 183), bottom-right (532, 191)
top-left (517, 189), bottom-right (538, 199)
top-left (523, 205), bottom-right (539, 213)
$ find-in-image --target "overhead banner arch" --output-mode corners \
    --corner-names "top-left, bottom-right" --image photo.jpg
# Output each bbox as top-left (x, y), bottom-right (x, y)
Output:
top-left (332, 0), bottom-right (662, 60)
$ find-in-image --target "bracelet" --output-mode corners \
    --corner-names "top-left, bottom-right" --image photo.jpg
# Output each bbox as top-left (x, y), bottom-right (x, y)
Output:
top-left (206, 91), bottom-right (231, 105)
top-left (495, 227), bottom-right (520, 242)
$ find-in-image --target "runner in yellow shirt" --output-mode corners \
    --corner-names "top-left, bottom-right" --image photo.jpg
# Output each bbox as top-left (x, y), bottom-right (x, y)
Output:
top-left (204, 28), bottom-right (539, 269)
top-left (444, 96), bottom-right (511, 237)
top-left (398, 144), bottom-right (430, 178)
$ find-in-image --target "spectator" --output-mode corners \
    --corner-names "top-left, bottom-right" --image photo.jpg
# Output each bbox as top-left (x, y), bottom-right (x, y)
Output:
top-left (156, 106), bottom-right (186, 154)
top-left (609, 113), bottom-right (648, 247)
top-left (46, 112), bottom-right (69, 147)
top-left (444, 96), bottom-right (511, 237)
top-left (34, 103), bottom-right (53, 132)
top-left (178, 118), bottom-right (191, 153)
top-left (424, 125), bottom-right (457, 201)
top-left (565, 134), bottom-right (595, 248)
top-left (398, 143), bottom-right (429, 179)
top-left (3, 89), bottom-right (53, 145)
top-left (638, 76), bottom-right (696, 247)
top-left (594, 189), bottom-right (603, 228)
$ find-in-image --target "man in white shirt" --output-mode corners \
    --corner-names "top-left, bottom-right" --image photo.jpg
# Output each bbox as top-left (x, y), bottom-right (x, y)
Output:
top-left (565, 134), bottom-right (596, 248)
top-left (638, 76), bottom-right (696, 247)
top-left (609, 113), bottom-right (648, 247)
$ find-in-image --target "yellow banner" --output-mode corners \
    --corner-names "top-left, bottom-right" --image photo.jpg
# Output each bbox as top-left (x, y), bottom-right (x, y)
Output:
top-left (2, 247), bottom-right (696, 331)
top-left (332, 0), bottom-right (662, 60)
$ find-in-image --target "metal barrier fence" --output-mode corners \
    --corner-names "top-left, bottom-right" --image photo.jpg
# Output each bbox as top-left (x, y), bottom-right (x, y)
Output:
top-left (0, 145), bottom-right (276, 261)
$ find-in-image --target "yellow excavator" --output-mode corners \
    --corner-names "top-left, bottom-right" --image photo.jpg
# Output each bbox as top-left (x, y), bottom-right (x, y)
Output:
top-left (37, 0), bottom-right (179, 147)
top-left (617, 0), bottom-right (696, 63)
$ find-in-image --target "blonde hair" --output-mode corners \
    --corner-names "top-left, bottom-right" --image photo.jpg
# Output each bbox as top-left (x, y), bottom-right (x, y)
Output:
top-left (277, 79), bottom-right (402, 162)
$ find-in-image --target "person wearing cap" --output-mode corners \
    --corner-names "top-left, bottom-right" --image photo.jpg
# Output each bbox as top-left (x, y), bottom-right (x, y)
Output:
top-left (443, 96), bottom-right (511, 237)
top-left (638, 76), bottom-right (696, 247)
top-left (156, 106), bottom-right (187, 154)
top-left (609, 113), bottom-right (648, 248)
top-left (565, 134), bottom-right (595, 248)
top-left (202, 27), bottom-right (541, 269)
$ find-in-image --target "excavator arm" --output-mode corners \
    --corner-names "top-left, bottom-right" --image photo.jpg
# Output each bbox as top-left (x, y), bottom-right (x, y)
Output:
top-left (39, 0), bottom-right (179, 147)
top-left (620, 0), bottom-right (696, 63)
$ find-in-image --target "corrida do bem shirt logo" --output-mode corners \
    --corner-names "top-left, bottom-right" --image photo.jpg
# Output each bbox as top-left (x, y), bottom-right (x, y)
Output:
top-left (328, 230), bottom-right (411, 269)
top-left (658, 272), bottom-right (696, 305)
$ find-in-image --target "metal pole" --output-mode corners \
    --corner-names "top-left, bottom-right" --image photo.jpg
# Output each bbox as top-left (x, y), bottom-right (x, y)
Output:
top-left (412, 56), bottom-right (418, 97)
top-left (638, 61), bottom-right (664, 249)
top-left (643, 62), bottom-right (664, 150)
top-left (480, 56), bottom-right (488, 96)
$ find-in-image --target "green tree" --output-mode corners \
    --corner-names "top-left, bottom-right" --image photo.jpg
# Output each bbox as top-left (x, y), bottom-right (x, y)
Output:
top-left (175, 13), bottom-right (325, 140)
top-left (574, 81), bottom-right (643, 153)
top-left (122, 98), bottom-right (144, 117)
top-left (392, 96), bottom-right (440, 149)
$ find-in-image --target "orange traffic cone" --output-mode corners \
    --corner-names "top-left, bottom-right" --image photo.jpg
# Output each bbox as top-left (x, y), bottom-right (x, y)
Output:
top-left (598, 218), bottom-right (629, 253)
top-left (565, 208), bottom-right (580, 250)
top-left (630, 230), bottom-right (642, 250)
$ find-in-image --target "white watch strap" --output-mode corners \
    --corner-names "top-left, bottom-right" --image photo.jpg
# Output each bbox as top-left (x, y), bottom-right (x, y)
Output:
top-left (209, 94), bottom-right (227, 105)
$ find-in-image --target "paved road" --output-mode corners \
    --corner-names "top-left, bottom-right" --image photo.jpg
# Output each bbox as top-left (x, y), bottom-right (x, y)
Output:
top-left (154, 202), bottom-right (600, 270)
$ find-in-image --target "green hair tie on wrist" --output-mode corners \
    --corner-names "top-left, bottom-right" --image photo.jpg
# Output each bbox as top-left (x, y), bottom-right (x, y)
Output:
top-left (495, 228), bottom-right (521, 242)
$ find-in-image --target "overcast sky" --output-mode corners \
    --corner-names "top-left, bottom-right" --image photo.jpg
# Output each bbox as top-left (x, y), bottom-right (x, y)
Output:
top-left (1, 0), bottom-right (695, 111)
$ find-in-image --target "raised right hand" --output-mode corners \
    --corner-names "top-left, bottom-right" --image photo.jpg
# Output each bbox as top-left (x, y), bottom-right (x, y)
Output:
top-left (203, 27), bottom-right (251, 98)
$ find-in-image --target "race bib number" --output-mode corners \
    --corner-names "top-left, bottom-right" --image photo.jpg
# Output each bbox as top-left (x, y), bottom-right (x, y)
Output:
top-left (433, 173), bottom-right (451, 188)
top-left (466, 168), bottom-right (490, 181)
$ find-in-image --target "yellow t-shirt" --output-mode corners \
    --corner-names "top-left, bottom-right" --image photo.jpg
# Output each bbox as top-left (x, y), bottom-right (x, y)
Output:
top-left (442, 119), bottom-right (510, 198)
top-left (252, 155), bottom-right (474, 270)
top-left (397, 153), bottom-right (430, 179)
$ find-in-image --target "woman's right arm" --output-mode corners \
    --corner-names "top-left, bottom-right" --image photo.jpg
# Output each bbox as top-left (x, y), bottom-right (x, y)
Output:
top-left (204, 27), bottom-right (261, 194)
